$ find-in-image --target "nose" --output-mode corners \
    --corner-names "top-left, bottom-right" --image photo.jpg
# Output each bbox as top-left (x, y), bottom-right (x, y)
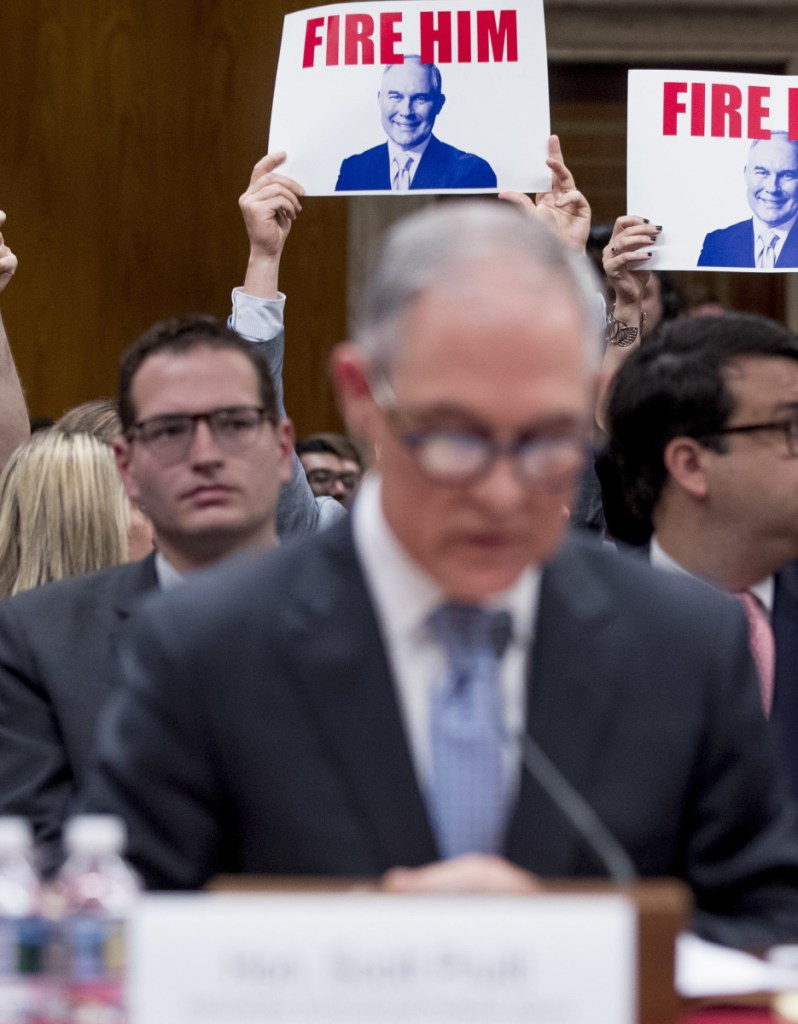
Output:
top-left (470, 455), bottom-right (528, 515)
top-left (331, 476), bottom-right (348, 502)
top-left (397, 97), bottom-right (413, 117)
top-left (187, 418), bottom-right (224, 466)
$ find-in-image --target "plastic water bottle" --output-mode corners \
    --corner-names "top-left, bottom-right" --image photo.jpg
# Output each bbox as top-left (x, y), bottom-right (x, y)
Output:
top-left (0, 816), bottom-right (49, 1023)
top-left (57, 816), bottom-right (140, 1024)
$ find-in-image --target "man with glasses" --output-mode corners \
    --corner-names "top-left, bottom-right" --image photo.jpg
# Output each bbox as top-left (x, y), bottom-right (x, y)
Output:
top-left (607, 312), bottom-right (798, 789)
top-left (84, 203), bottom-right (798, 950)
top-left (0, 152), bottom-right (343, 861)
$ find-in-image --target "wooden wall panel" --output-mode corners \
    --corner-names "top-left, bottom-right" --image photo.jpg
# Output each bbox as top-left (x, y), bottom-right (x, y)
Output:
top-left (0, 0), bottom-right (347, 433)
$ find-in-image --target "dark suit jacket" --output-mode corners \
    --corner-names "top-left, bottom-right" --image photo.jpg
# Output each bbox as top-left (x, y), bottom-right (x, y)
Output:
top-left (85, 522), bottom-right (798, 949)
top-left (697, 217), bottom-right (798, 267)
top-left (772, 561), bottom-right (798, 795)
top-left (0, 555), bottom-right (157, 853)
top-left (335, 135), bottom-right (496, 191)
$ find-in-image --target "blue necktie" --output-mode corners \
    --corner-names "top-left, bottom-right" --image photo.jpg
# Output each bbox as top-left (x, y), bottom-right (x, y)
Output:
top-left (427, 602), bottom-right (509, 859)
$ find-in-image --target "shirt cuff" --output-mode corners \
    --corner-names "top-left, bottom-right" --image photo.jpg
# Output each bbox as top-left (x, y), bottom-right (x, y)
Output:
top-left (228, 287), bottom-right (286, 343)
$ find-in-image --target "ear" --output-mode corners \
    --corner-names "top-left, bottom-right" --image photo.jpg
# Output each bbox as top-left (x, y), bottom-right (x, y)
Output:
top-left (329, 342), bottom-right (380, 440)
top-left (274, 417), bottom-right (296, 486)
top-left (662, 435), bottom-right (710, 500)
top-left (113, 436), bottom-right (142, 506)
top-left (434, 92), bottom-right (446, 116)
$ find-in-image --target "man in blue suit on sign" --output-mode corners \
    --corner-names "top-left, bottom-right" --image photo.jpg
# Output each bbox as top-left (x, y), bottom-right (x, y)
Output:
top-left (698, 132), bottom-right (798, 268)
top-left (335, 56), bottom-right (497, 192)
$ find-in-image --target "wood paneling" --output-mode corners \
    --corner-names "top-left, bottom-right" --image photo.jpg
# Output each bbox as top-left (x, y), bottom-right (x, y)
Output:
top-left (0, 0), bottom-right (347, 433)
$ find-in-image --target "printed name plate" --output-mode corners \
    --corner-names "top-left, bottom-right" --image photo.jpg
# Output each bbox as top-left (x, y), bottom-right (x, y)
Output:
top-left (129, 892), bottom-right (636, 1024)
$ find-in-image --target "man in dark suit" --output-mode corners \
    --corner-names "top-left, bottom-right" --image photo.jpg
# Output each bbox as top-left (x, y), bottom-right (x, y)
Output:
top-left (0, 153), bottom-right (342, 859)
top-left (85, 202), bottom-right (798, 950)
top-left (607, 312), bottom-right (798, 789)
top-left (698, 132), bottom-right (798, 267)
top-left (335, 58), bottom-right (496, 192)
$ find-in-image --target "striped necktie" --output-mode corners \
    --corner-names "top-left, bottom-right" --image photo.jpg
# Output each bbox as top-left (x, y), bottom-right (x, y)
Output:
top-left (757, 231), bottom-right (779, 269)
top-left (391, 155), bottom-right (413, 191)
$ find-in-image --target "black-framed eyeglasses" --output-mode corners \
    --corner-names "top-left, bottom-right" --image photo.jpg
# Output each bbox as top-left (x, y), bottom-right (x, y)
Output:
top-left (305, 469), bottom-right (359, 492)
top-left (702, 418), bottom-right (798, 457)
top-left (127, 406), bottom-right (273, 465)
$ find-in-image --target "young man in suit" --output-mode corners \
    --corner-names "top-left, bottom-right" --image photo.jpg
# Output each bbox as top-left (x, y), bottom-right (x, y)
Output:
top-left (0, 153), bottom-right (343, 860)
top-left (335, 58), bottom-right (496, 192)
top-left (607, 311), bottom-right (798, 789)
top-left (698, 133), bottom-right (798, 268)
top-left (85, 201), bottom-right (798, 950)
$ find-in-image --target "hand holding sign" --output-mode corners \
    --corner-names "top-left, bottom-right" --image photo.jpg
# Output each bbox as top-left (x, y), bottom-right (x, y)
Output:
top-left (499, 135), bottom-right (591, 254)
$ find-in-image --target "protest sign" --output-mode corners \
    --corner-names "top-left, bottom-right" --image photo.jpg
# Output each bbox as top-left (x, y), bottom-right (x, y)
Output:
top-left (268, 1), bottom-right (551, 195)
top-left (629, 69), bottom-right (798, 271)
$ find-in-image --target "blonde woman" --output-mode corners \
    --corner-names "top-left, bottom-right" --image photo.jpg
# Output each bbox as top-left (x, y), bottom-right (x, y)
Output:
top-left (0, 430), bottom-right (129, 598)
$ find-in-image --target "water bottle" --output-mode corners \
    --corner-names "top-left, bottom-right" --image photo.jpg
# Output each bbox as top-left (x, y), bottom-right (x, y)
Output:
top-left (0, 816), bottom-right (49, 1023)
top-left (57, 816), bottom-right (140, 1024)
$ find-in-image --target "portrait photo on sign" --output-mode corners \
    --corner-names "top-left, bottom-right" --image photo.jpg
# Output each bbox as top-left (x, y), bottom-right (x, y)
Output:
top-left (268, 0), bottom-right (551, 196)
top-left (628, 69), bottom-right (798, 272)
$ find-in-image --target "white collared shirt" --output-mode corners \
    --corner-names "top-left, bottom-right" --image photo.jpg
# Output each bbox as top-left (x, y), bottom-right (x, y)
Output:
top-left (352, 473), bottom-right (539, 792)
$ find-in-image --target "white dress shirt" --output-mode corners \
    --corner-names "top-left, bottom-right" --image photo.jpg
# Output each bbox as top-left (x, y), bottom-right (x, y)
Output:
top-left (352, 473), bottom-right (539, 794)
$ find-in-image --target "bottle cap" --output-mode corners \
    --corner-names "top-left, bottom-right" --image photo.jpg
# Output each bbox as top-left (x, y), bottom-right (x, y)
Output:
top-left (0, 817), bottom-right (32, 855)
top-left (64, 815), bottom-right (127, 856)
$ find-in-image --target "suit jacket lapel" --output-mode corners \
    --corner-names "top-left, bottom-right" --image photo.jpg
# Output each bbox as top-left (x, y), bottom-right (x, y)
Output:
top-left (411, 136), bottom-right (443, 190)
top-left (777, 222), bottom-right (798, 267)
top-left (111, 552), bottom-right (159, 619)
top-left (505, 537), bottom-right (620, 876)
top-left (287, 522), bottom-right (439, 870)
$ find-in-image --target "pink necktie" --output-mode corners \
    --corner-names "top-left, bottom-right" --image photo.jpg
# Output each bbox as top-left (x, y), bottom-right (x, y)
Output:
top-left (737, 591), bottom-right (775, 716)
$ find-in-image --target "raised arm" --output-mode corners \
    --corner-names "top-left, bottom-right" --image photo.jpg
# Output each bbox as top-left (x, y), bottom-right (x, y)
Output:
top-left (596, 215), bottom-right (660, 432)
top-left (229, 153), bottom-right (344, 537)
top-left (0, 213), bottom-right (28, 469)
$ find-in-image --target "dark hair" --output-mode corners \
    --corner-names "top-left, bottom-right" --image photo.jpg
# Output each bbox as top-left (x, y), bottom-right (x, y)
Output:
top-left (608, 313), bottom-right (798, 526)
top-left (297, 432), bottom-right (364, 469)
top-left (654, 271), bottom-right (683, 322)
top-left (118, 315), bottom-right (277, 432)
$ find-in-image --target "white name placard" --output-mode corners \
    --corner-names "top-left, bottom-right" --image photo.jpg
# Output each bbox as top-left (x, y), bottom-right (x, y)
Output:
top-left (128, 892), bottom-right (636, 1024)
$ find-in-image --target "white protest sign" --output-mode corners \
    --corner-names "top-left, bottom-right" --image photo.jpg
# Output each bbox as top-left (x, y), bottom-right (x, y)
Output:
top-left (129, 892), bottom-right (636, 1024)
top-left (628, 69), bottom-right (798, 271)
top-left (268, 1), bottom-right (551, 195)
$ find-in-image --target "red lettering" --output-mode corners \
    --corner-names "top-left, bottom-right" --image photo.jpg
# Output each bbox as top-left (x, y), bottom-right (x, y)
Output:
top-left (690, 82), bottom-right (705, 136)
top-left (476, 10), bottom-right (518, 62)
top-left (711, 84), bottom-right (742, 138)
top-left (326, 14), bottom-right (340, 66)
top-left (380, 12), bottom-right (403, 63)
top-left (345, 14), bottom-right (375, 66)
top-left (747, 86), bottom-right (771, 139)
top-left (790, 89), bottom-right (798, 141)
top-left (420, 11), bottom-right (452, 64)
top-left (302, 17), bottom-right (324, 69)
top-left (662, 82), bottom-right (688, 135)
top-left (457, 11), bottom-right (472, 62)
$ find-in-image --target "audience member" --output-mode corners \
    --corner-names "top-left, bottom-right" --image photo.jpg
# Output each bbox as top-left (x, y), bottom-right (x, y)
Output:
top-left (296, 434), bottom-right (361, 505)
top-left (0, 212), bottom-right (29, 469)
top-left (56, 399), bottom-right (155, 560)
top-left (0, 152), bottom-right (337, 858)
top-left (0, 430), bottom-right (129, 598)
top-left (607, 312), bottom-right (798, 784)
top-left (83, 201), bottom-right (798, 951)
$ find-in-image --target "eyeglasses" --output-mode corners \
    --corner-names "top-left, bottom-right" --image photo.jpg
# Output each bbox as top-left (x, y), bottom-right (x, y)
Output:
top-left (127, 406), bottom-right (273, 465)
top-left (382, 409), bottom-right (588, 489)
top-left (703, 417), bottom-right (798, 457)
top-left (305, 469), bottom-right (360, 492)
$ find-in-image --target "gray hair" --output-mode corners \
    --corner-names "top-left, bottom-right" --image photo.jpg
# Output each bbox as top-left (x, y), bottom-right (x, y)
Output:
top-left (748, 130), bottom-right (798, 158)
top-left (355, 201), bottom-right (603, 373)
top-left (383, 56), bottom-right (442, 97)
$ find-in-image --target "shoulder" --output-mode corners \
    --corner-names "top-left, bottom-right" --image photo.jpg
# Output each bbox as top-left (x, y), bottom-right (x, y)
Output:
top-left (336, 144), bottom-right (388, 187)
top-left (0, 557), bottom-right (155, 630)
top-left (132, 520), bottom-right (359, 648)
top-left (698, 219), bottom-right (752, 266)
top-left (423, 136), bottom-right (496, 187)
